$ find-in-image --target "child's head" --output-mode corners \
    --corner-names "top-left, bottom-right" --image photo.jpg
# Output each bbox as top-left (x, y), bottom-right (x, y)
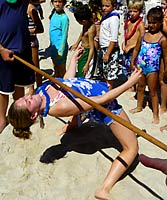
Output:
top-left (147, 6), bottom-right (163, 33)
top-left (8, 102), bottom-right (34, 139)
top-left (101, 0), bottom-right (117, 16)
top-left (89, 0), bottom-right (102, 13)
top-left (51, 0), bottom-right (66, 13)
top-left (128, 0), bottom-right (143, 21)
top-left (161, 0), bottom-right (167, 11)
top-left (74, 4), bottom-right (92, 24)
top-left (128, 0), bottom-right (143, 11)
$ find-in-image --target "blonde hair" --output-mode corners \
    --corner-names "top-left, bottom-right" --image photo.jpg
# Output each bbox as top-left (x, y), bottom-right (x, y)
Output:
top-left (128, 0), bottom-right (143, 11)
top-left (8, 102), bottom-right (34, 139)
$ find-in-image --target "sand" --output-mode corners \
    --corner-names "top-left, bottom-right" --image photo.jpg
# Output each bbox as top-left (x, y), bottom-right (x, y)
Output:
top-left (0, 2), bottom-right (167, 200)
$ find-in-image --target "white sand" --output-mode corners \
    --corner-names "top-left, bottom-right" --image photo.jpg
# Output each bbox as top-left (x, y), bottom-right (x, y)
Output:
top-left (1, 2), bottom-right (167, 200)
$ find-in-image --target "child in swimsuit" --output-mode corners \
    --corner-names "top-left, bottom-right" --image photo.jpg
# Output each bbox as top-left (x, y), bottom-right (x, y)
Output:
top-left (130, 6), bottom-right (167, 124)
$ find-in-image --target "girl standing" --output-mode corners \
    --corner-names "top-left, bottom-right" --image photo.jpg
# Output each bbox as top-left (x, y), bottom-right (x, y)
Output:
top-left (130, 6), bottom-right (167, 124)
top-left (49, 0), bottom-right (69, 78)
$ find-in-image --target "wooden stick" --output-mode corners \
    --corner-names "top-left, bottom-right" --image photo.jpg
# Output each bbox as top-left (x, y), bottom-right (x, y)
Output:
top-left (13, 54), bottom-right (167, 152)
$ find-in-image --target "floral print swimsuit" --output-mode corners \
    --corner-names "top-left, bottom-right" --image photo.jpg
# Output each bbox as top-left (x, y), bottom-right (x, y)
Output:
top-left (57, 78), bottom-right (122, 125)
top-left (136, 34), bottom-right (163, 75)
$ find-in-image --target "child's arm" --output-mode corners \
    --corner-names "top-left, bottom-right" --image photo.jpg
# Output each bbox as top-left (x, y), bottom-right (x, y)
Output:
top-left (130, 35), bottom-right (142, 69)
top-left (82, 25), bottom-right (96, 75)
top-left (54, 68), bottom-right (142, 117)
top-left (103, 41), bottom-right (115, 63)
top-left (138, 21), bottom-right (145, 37)
top-left (161, 36), bottom-right (167, 83)
top-left (70, 32), bottom-right (82, 51)
top-left (63, 46), bottom-right (84, 79)
top-left (58, 15), bottom-right (69, 56)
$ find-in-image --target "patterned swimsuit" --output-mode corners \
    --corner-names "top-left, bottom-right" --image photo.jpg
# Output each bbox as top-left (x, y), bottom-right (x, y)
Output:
top-left (136, 34), bottom-right (163, 75)
top-left (38, 78), bottom-right (122, 125)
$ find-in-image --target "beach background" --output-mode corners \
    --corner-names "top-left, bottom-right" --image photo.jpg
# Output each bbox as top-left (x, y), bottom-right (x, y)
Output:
top-left (0, 2), bottom-right (167, 200)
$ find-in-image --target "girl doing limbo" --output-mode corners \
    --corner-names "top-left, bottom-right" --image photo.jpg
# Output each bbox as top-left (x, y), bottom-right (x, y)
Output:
top-left (8, 47), bottom-right (142, 200)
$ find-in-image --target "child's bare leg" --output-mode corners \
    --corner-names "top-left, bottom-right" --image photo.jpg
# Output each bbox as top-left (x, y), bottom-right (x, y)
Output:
top-left (151, 93), bottom-right (159, 124)
top-left (53, 63), bottom-right (66, 78)
top-left (159, 59), bottom-right (166, 115)
top-left (57, 64), bottom-right (66, 78)
top-left (129, 75), bottom-right (146, 114)
top-left (147, 72), bottom-right (159, 124)
top-left (129, 79), bottom-right (145, 114)
top-left (160, 82), bottom-right (167, 115)
top-left (95, 110), bottom-right (138, 200)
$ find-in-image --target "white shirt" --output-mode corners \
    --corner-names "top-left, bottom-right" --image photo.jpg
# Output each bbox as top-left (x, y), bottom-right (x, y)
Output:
top-left (99, 11), bottom-right (120, 48)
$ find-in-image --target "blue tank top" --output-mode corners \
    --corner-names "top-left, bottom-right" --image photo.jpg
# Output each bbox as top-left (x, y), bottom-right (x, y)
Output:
top-left (0, 0), bottom-right (31, 53)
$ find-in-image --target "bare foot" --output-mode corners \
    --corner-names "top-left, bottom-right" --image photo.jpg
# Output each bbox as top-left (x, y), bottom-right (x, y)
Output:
top-left (160, 124), bottom-right (167, 132)
top-left (129, 107), bottom-right (142, 114)
top-left (159, 108), bottom-right (167, 115)
top-left (152, 117), bottom-right (159, 124)
top-left (95, 189), bottom-right (110, 200)
top-left (139, 154), bottom-right (167, 185)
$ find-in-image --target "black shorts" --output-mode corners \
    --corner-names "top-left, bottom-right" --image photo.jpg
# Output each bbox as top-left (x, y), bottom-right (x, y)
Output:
top-left (0, 50), bottom-right (35, 94)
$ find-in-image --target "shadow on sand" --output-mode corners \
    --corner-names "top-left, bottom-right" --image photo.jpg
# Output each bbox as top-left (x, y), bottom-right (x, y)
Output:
top-left (40, 121), bottom-right (164, 200)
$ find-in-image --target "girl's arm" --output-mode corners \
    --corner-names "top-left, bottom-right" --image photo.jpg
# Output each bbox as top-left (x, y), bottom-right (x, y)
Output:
top-left (58, 15), bottom-right (69, 56)
top-left (161, 36), bottom-right (167, 83)
top-left (51, 68), bottom-right (142, 117)
top-left (70, 32), bottom-right (82, 50)
top-left (130, 35), bottom-right (142, 69)
top-left (63, 46), bottom-right (84, 79)
top-left (138, 21), bottom-right (145, 37)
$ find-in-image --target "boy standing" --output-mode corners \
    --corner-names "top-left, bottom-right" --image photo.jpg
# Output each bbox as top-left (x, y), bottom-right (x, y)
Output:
top-left (122, 0), bottom-right (145, 77)
top-left (98, 0), bottom-right (120, 89)
top-left (70, 5), bottom-right (96, 78)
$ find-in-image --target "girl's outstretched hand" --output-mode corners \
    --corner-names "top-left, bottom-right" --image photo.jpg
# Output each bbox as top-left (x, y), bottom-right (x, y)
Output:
top-left (73, 46), bottom-right (84, 61)
top-left (128, 68), bottom-right (142, 86)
